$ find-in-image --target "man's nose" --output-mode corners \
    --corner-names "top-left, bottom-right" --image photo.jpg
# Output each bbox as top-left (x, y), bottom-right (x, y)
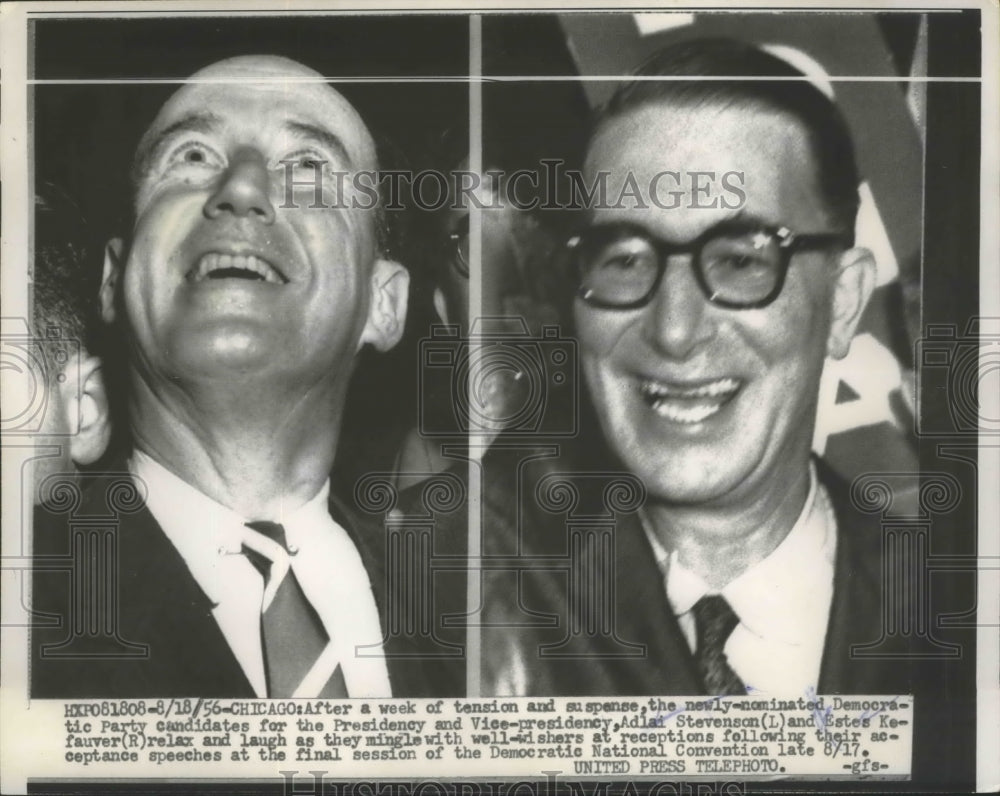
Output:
top-left (204, 149), bottom-right (276, 223)
top-left (640, 255), bottom-right (717, 359)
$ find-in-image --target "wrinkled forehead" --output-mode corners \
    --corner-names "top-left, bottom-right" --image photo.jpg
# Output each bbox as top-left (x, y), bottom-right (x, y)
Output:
top-left (140, 55), bottom-right (376, 167)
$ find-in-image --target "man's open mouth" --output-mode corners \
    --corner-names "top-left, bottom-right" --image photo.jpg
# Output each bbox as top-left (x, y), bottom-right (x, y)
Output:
top-left (187, 252), bottom-right (288, 284)
top-left (639, 377), bottom-right (742, 424)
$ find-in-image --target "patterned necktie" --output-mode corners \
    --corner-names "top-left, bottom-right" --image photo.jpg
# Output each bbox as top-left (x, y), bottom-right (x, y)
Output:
top-left (243, 521), bottom-right (347, 697)
top-left (691, 594), bottom-right (746, 696)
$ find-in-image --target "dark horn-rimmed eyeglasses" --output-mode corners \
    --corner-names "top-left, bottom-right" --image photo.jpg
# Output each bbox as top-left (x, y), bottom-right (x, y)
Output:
top-left (568, 220), bottom-right (852, 310)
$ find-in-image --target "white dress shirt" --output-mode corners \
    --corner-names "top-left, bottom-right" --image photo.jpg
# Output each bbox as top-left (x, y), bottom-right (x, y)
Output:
top-left (645, 463), bottom-right (837, 695)
top-left (132, 450), bottom-right (391, 697)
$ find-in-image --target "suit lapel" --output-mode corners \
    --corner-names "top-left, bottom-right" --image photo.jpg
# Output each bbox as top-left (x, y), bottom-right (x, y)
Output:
top-left (612, 462), bottom-right (903, 697)
top-left (33, 477), bottom-right (255, 698)
top-left (609, 511), bottom-right (703, 694)
top-left (817, 461), bottom-right (897, 695)
top-left (818, 516), bottom-right (882, 693)
top-left (328, 492), bottom-right (416, 694)
top-left (329, 492), bottom-right (385, 597)
top-left (115, 500), bottom-right (255, 696)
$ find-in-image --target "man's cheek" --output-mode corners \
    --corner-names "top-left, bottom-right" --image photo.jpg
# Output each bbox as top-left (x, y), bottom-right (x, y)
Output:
top-left (575, 312), bottom-right (623, 358)
top-left (134, 179), bottom-right (172, 218)
top-left (122, 276), bottom-right (153, 340)
top-left (123, 252), bottom-right (168, 329)
top-left (739, 304), bottom-right (818, 366)
top-left (582, 358), bottom-right (625, 420)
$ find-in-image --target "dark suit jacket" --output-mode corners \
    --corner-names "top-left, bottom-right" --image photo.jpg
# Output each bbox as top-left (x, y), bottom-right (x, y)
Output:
top-left (30, 472), bottom-right (454, 698)
top-left (477, 455), bottom-right (947, 780)
top-left (480, 457), bottom-right (923, 695)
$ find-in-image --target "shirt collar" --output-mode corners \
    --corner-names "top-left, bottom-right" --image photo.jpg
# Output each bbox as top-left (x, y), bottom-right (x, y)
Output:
top-left (275, 481), bottom-right (332, 552)
top-left (130, 450), bottom-right (331, 603)
top-left (658, 462), bottom-right (836, 645)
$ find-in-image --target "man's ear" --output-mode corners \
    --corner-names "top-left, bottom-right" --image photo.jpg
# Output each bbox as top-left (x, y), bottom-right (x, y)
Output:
top-left (432, 287), bottom-right (450, 326)
top-left (100, 238), bottom-right (125, 324)
top-left (360, 258), bottom-right (409, 352)
top-left (63, 355), bottom-right (111, 465)
top-left (827, 246), bottom-right (877, 360)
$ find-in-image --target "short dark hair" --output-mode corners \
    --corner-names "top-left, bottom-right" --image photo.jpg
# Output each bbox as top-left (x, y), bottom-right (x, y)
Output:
top-left (370, 131), bottom-right (408, 263)
top-left (594, 37), bottom-right (861, 238)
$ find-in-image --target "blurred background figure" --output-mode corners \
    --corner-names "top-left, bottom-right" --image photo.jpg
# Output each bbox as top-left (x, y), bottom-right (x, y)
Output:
top-left (394, 31), bottom-right (588, 488)
top-left (395, 147), bottom-right (563, 487)
top-left (30, 183), bottom-right (111, 505)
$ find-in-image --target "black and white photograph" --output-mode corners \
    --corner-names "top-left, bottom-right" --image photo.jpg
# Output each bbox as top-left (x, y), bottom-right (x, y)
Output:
top-left (474, 8), bottom-right (983, 784)
top-left (0, 2), bottom-right (996, 794)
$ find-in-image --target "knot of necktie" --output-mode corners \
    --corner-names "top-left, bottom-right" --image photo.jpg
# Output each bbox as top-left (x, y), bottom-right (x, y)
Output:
top-left (242, 521), bottom-right (289, 581)
top-left (245, 519), bottom-right (288, 548)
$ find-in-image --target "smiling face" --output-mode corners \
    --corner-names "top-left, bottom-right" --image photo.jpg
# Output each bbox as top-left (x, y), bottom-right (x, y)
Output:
top-left (105, 56), bottom-right (399, 393)
top-left (575, 100), bottom-right (871, 509)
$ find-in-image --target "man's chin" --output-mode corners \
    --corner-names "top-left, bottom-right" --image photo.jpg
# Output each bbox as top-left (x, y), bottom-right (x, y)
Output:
top-left (622, 448), bottom-right (753, 508)
top-left (161, 330), bottom-right (282, 380)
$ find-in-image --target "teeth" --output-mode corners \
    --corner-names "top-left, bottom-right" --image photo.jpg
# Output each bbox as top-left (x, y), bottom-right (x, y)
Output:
top-left (639, 377), bottom-right (741, 424)
top-left (190, 252), bottom-right (285, 284)
top-left (640, 377), bottom-right (740, 399)
top-left (649, 401), bottom-right (726, 424)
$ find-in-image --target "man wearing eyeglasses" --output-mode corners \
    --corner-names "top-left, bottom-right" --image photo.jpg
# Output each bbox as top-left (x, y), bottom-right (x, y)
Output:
top-left (489, 38), bottom-right (935, 701)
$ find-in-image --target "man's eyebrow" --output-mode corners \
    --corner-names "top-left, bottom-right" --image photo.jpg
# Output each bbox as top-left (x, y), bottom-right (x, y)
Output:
top-left (284, 121), bottom-right (352, 167)
top-left (132, 111), bottom-right (223, 183)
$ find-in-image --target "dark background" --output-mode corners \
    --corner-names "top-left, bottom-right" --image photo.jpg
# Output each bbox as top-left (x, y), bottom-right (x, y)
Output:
top-left (32, 14), bottom-right (470, 236)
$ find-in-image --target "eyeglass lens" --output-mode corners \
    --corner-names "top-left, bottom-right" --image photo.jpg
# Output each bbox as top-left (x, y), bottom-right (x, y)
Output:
top-left (579, 229), bottom-right (783, 307)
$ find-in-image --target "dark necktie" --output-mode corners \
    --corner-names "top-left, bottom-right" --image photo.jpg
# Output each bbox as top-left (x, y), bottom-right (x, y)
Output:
top-left (691, 594), bottom-right (746, 696)
top-left (243, 521), bottom-right (347, 697)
